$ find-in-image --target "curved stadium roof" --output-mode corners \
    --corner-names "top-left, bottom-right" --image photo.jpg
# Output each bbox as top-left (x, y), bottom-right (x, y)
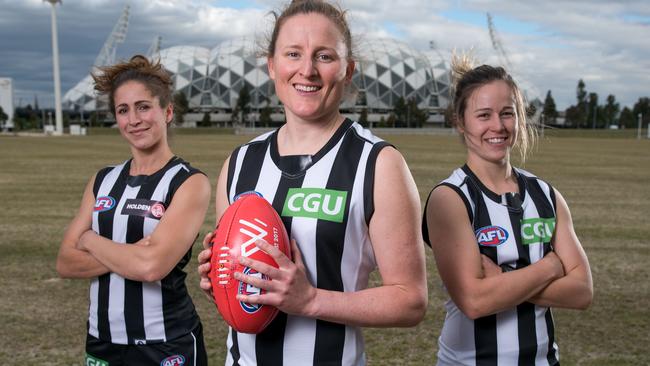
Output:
top-left (64, 36), bottom-right (450, 114)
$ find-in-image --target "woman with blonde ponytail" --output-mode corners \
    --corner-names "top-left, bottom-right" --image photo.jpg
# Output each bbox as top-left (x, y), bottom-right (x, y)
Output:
top-left (423, 55), bottom-right (592, 365)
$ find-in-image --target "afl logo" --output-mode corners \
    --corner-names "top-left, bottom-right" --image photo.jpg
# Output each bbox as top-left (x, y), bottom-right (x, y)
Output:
top-left (476, 225), bottom-right (509, 246)
top-left (160, 355), bottom-right (185, 366)
top-left (94, 196), bottom-right (115, 212)
top-left (150, 202), bottom-right (165, 218)
top-left (238, 267), bottom-right (267, 314)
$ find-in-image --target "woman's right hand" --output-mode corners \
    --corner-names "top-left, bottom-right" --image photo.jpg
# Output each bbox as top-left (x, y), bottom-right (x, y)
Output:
top-left (197, 231), bottom-right (214, 300)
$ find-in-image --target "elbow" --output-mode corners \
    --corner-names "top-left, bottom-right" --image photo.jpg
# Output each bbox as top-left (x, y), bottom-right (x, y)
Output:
top-left (139, 265), bottom-right (167, 283)
top-left (575, 287), bottom-right (594, 310)
top-left (404, 295), bottom-right (428, 327)
top-left (398, 287), bottom-right (428, 327)
top-left (56, 258), bottom-right (74, 279)
top-left (457, 296), bottom-right (493, 320)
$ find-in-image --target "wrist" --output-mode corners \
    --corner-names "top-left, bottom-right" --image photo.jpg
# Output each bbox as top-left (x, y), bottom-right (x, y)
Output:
top-left (303, 287), bottom-right (321, 319)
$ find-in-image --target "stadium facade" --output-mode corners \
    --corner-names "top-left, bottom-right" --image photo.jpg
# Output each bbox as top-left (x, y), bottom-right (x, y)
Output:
top-left (63, 36), bottom-right (450, 126)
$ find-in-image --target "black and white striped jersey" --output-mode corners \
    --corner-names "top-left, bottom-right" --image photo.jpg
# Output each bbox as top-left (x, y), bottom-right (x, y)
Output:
top-left (224, 119), bottom-right (389, 366)
top-left (423, 164), bottom-right (560, 366)
top-left (88, 156), bottom-right (203, 345)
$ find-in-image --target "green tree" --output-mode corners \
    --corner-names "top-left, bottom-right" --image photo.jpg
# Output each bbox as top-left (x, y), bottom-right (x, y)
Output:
top-left (358, 108), bottom-right (368, 127)
top-left (407, 98), bottom-right (427, 127)
top-left (200, 112), bottom-right (211, 127)
top-left (602, 94), bottom-right (620, 128)
top-left (587, 92), bottom-right (599, 129)
top-left (235, 85), bottom-right (251, 126)
top-left (576, 79), bottom-right (588, 128)
top-left (0, 106), bottom-right (8, 126)
top-left (259, 103), bottom-right (273, 127)
top-left (542, 90), bottom-right (558, 125)
top-left (619, 107), bottom-right (636, 129)
top-left (393, 97), bottom-right (408, 127)
top-left (632, 97), bottom-right (650, 128)
top-left (173, 92), bottom-right (189, 124)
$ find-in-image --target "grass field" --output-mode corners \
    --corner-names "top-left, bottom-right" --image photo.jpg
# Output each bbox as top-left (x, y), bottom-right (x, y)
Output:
top-left (0, 130), bottom-right (648, 365)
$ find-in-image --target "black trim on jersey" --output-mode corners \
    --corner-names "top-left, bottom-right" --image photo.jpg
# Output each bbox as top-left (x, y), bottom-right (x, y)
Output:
top-left (96, 162), bottom-right (131, 342)
top-left (93, 167), bottom-right (113, 197)
top-left (526, 177), bottom-right (557, 255)
top-left (524, 177), bottom-right (560, 365)
top-left (226, 146), bottom-right (241, 197)
top-left (461, 164), bottom-right (527, 205)
top-left (312, 127), bottom-right (364, 365)
top-left (255, 169), bottom-right (306, 366)
top-left (462, 171), bottom-right (499, 365)
top-left (270, 119), bottom-right (354, 178)
top-left (363, 141), bottom-right (390, 225)
top-left (229, 331), bottom-right (241, 366)
top-left (545, 309), bottom-right (559, 365)
top-left (421, 183), bottom-right (474, 247)
top-left (236, 141), bottom-right (267, 193)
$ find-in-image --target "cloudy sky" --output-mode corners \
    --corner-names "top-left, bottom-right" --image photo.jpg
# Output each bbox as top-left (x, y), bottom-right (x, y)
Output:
top-left (1, 0), bottom-right (648, 110)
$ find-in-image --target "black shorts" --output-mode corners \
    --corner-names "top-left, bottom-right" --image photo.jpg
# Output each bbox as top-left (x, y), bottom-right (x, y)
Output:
top-left (85, 323), bottom-right (207, 366)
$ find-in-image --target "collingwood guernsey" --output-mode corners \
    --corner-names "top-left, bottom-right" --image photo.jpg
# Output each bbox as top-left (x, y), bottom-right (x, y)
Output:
top-left (225, 119), bottom-right (389, 366)
top-left (423, 165), bottom-right (560, 366)
top-left (89, 156), bottom-right (203, 345)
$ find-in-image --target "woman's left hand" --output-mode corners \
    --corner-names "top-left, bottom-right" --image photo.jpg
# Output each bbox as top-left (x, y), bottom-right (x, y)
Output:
top-left (234, 238), bottom-right (317, 317)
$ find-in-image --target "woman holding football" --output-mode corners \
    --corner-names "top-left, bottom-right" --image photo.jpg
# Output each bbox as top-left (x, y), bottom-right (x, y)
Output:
top-left (197, 0), bottom-right (427, 364)
top-left (422, 55), bottom-right (592, 365)
top-left (56, 55), bottom-right (210, 365)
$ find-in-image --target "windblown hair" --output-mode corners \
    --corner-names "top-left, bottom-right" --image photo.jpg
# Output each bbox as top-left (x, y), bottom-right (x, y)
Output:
top-left (450, 53), bottom-right (536, 162)
top-left (92, 55), bottom-right (173, 115)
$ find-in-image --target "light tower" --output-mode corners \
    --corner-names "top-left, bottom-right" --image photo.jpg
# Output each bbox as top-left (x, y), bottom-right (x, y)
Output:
top-left (45, 0), bottom-right (63, 135)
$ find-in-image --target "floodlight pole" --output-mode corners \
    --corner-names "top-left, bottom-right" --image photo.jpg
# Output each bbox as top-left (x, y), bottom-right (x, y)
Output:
top-left (637, 113), bottom-right (642, 140)
top-left (45, 0), bottom-right (63, 135)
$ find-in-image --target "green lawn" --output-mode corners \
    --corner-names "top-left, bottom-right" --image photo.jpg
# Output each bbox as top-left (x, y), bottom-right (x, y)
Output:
top-left (0, 130), bottom-right (648, 365)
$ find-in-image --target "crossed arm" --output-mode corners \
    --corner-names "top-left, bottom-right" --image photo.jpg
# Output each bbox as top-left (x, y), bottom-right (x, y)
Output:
top-left (57, 173), bottom-right (211, 282)
top-left (198, 148), bottom-right (428, 327)
top-left (425, 186), bottom-right (592, 320)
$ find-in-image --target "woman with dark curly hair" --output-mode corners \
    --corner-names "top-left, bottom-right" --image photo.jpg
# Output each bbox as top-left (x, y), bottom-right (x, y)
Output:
top-left (57, 55), bottom-right (210, 365)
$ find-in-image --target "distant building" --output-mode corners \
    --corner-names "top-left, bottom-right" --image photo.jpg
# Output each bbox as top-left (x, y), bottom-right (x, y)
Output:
top-left (63, 36), bottom-right (450, 127)
top-left (0, 77), bottom-right (15, 131)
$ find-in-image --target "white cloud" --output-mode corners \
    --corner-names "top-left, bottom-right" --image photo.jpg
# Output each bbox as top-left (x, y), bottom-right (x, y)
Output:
top-left (1, 0), bottom-right (648, 110)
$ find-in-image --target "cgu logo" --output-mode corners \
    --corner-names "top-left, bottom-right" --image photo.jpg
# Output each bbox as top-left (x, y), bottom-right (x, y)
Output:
top-left (160, 355), bottom-right (185, 366)
top-left (238, 218), bottom-right (268, 258)
top-left (521, 217), bottom-right (556, 245)
top-left (476, 225), bottom-right (509, 246)
top-left (85, 354), bottom-right (108, 366)
top-left (282, 188), bottom-right (348, 223)
top-left (94, 196), bottom-right (115, 212)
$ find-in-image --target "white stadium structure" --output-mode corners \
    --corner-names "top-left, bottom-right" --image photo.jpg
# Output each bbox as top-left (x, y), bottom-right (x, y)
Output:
top-left (62, 8), bottom-right (450, 126)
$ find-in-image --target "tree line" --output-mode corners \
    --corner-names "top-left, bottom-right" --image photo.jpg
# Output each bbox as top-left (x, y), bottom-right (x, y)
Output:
top-left (542, 79), bottom-right (649, 129)
top-left (3, 79), bottom-right (648, 131)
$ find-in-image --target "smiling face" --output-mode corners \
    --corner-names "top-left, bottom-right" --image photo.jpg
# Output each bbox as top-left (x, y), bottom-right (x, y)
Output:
top-left (459, 80), bottom-right (519, 166)
top-left (267, 12), bottom-right (354, 124)
top-left (113, 80), bottom-right (173, 153)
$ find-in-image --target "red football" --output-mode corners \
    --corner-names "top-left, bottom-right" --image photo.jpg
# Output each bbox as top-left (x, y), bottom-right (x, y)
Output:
top-left (209, 192), bottom-right (290, 334)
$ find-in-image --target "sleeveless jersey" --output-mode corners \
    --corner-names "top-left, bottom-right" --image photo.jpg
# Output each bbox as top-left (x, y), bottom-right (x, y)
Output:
top-left (423, 165), bottom-right (560, 366)
top-left (89, 156), bottom-right (203, 345)
top-left (224, 119), bottom-right (389, 366)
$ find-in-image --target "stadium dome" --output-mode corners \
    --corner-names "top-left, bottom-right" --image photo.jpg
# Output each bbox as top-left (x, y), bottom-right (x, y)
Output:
top-left (352, 38), bottom-right (449, 111)
top-left (205, 36), bottom-right (275, 109)
top-left (63, 36), bottom-right (450, 119)
top-left (158, 46), bottom-right (211, 107)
